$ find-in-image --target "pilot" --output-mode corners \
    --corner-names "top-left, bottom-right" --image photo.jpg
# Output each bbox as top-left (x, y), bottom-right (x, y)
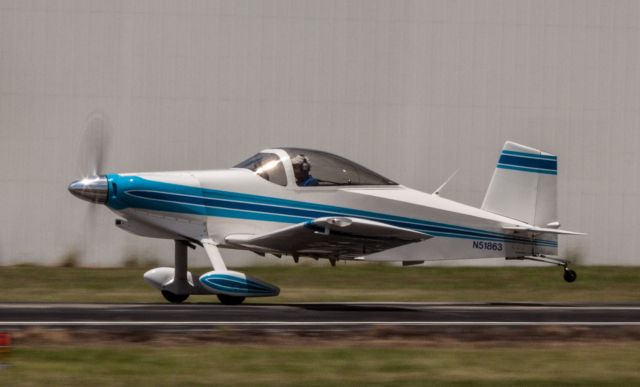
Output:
top-left (291, 154), bottom-right (319, 186)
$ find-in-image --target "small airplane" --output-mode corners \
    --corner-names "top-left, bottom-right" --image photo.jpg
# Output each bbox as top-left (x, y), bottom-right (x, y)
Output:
top-left (69, 122), bottom-right (584, 305)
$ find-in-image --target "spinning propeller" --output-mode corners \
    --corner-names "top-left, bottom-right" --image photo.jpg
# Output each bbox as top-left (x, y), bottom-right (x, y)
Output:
top-left (68, 111), bottom-right (112, 204)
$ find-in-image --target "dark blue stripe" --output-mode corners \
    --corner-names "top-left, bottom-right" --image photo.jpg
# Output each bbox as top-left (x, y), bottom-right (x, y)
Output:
top-left (125, 189), bottom-right (523, 242)
top-left (111, 175), bottom-right (548, 242)
top-left (107, 175), bottom-right (558, 248)
top-left (124, 190), bottom-right (558, 248)
top-left (129, 190), bottom-right (324, 220)
top-left (498, 155), bottom-right (557, 171)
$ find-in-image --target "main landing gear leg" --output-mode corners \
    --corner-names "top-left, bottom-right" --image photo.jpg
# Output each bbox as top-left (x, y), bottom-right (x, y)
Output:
top-left (198, 239), bottom-right (279, 305)
top-left (507, 255), bottom-right (577, 283)
top-left (202, 239), bottom-right (246, 305)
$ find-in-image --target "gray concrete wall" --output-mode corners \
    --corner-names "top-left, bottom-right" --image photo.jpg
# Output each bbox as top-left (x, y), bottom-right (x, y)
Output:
top-left (1, 0), bottom-right (638, 266)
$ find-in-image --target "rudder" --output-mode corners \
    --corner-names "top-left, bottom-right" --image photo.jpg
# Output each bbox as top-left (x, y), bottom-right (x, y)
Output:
top-left (482, 141), bottom-right (557, 226)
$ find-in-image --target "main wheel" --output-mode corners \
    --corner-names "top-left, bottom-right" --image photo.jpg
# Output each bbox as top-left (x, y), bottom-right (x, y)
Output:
top-left (563, 269), bottom-right (577, 283)
top-left (217, 294), bottom-right (246, 305)
top-left (161, 290), bottom-right (189, 303)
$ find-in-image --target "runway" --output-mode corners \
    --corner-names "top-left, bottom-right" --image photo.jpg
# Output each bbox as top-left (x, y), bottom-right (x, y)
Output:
top-left (1, 303), bottom-right (640, 328)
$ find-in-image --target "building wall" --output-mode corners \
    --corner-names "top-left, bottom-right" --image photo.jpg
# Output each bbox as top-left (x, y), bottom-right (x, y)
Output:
top-left (1, 0), bottom-right (638, 266)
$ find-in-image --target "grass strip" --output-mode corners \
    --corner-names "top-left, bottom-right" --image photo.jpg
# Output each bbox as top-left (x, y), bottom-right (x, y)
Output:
top-left (0, 265), bottom-right (638, 303)
top-left (0, 343), bottom-right (639, 386)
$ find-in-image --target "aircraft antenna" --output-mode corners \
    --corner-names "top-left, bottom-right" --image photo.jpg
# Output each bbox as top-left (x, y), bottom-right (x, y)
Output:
top-left (433, 169), bottom-right (459, 196)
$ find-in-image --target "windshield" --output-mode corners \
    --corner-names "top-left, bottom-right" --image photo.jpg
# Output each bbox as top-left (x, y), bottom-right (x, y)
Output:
top-left (284, 148), bottom-right (397, 186)
top-left (234, 153), bottom-right (287, 186)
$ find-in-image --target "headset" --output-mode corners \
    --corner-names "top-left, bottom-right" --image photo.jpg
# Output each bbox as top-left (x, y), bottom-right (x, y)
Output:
top-left (300, 155), bottom-right (310, 172)
top-left (293, 154), bottom-right (311, 172)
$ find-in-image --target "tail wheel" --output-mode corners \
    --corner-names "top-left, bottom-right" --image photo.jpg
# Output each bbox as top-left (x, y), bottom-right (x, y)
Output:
top-left (161, 290), bottom-right (189, 304)
top-left (217, 294), bottom-right (246, 305)
top-left (563, 269), bottom-right (577, 283)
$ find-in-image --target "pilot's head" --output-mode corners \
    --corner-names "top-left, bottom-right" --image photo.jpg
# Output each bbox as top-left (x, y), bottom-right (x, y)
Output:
top-left (291, 154), bottom-right (311, 183)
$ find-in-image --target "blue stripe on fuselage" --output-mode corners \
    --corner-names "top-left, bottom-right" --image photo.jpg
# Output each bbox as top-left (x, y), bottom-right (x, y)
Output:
top-left (106, 174), bottom-right (558, 247)
top-left (126, 190), bottom-right (556, 246)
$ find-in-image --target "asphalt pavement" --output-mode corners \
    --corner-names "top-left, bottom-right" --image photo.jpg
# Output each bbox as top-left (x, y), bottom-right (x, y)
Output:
top-left (1, 303), bottom-right (639, 329)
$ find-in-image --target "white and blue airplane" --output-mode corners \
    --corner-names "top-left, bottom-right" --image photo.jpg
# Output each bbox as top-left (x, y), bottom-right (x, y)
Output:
top-left (69, 136), bottom-right (584, 305)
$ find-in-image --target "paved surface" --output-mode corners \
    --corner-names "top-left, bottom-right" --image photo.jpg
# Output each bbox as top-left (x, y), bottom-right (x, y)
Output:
top-left (1, 303), bottom-right (639, 328)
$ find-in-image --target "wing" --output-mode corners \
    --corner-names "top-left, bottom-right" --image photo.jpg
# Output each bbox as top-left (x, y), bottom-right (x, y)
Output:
top-left (225, 216), bottom-right (432, 259)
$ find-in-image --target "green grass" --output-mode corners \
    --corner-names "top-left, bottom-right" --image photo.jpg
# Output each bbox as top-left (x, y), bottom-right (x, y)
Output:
top-left (1, 265), bottom-right (638, 385)
top-left (1, 343), bottom-right (639, 386)
top-left (0, 265), bottom-right (638, 303)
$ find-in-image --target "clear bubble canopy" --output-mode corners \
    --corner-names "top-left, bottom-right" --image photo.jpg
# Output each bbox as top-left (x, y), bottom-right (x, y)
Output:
top-left (234, 148), bottom-right (397, 187)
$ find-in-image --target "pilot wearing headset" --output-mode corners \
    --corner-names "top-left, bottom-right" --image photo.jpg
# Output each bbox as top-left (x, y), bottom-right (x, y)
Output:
top-left (291, 154), bottom-right (319, 186)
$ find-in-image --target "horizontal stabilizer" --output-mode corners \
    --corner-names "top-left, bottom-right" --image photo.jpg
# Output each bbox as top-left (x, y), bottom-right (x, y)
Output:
top-left (502, 225), bottom-right (586, 236)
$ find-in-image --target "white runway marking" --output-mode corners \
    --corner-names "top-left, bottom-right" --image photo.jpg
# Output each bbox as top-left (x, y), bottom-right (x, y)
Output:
top-left (1, 321), bottom-right (640, 327)
top-left (1, 303), bottom-right (639, 311)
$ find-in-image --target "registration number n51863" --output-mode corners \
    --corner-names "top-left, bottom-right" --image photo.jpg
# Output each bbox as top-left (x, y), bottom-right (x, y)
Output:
top-left (472, 241), bottom-right (503, 251)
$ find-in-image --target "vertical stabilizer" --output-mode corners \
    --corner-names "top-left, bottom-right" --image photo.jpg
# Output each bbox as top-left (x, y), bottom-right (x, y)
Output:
top-left (482, 141), bottom-right (557, 226)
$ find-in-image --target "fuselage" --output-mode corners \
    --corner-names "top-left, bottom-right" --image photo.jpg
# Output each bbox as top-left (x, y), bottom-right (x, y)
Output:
top-left (104, 168), bottom-right (558, 262)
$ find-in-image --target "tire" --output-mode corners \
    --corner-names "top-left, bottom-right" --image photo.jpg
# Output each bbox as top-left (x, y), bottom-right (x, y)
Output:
top-left (161, 290), bottom-right (189, 303)
top-left (217, 294), bottom-right (246, 305)
top-left (563, 269), bottom-right (577, 283)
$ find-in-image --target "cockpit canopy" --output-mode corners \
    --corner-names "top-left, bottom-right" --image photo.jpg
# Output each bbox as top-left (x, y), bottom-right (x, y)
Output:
top-left (234, 148), bottom-right (397, 187)
top-left (234, 152), bottom-right (289, 186)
